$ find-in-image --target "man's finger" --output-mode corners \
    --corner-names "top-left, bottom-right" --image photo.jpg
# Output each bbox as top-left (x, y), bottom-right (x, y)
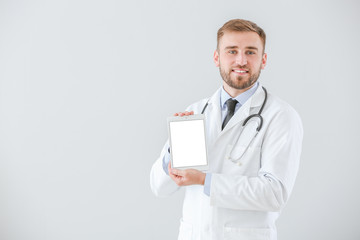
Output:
top-left (173, 111), bottom-right (194, 117)
top-left (171, 168), bottom-right (178, 175)
top-left (171, 168), bottom-right (187, 177)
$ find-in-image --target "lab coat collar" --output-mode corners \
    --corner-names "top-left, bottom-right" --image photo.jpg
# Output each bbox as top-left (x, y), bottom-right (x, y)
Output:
top-left (220, 82), bottom-right (259, 109)
top-left (206, 83), bottom-right (266, 135)
top-left (223, 83), bottom-right (265, 132)
top-left (206, 88), bottom-right (223, 135)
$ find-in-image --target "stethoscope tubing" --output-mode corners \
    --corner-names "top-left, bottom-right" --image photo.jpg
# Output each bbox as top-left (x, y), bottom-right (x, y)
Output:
top-left (201, 86), bottom-right (267, 131)
top-left (201, 86), bottom-right (268, 164)
top-left (242, 86), bottom-right (267, 132)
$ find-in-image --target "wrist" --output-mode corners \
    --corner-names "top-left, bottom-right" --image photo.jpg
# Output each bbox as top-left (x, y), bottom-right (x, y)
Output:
top-left (199, 172), bottom-right (205, 185)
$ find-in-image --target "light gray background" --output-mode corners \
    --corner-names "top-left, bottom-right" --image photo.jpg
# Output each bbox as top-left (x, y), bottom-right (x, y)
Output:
top-left (1, 0), bottom-right (359, 239)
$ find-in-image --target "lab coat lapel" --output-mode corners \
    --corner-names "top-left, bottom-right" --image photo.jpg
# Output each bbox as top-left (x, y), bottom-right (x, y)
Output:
top-left (204, 89), bottom-right (222, 142)
top-left (221, 84), bottom-right (265, 134)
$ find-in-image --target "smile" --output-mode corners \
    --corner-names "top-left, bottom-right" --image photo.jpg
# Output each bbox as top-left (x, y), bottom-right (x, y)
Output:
top-left (232, 69), bottom-right (249, 74)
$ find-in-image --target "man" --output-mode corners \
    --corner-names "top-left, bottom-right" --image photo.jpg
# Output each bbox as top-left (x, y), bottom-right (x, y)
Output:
top-left (150, 19), bottom-right (303, 240)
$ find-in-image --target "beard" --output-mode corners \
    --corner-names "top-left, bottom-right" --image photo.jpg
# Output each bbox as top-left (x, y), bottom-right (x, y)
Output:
top-left (219, 63), bottom-right (262, 90)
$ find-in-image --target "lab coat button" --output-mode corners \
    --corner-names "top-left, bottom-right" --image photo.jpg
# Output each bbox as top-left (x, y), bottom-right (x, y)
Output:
top-left (237, 162), bottom-right (242, 166)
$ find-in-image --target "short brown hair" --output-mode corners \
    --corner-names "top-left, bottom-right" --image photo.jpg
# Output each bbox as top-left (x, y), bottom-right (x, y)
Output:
top-left (217, 19), bottom-right (266, 51)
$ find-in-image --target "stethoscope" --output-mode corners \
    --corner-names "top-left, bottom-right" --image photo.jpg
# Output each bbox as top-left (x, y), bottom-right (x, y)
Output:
top-left (201, 86), bottom-right (268, 165)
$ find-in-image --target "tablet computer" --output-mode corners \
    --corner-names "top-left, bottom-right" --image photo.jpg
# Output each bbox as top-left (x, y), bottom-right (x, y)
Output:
top-left (167, 114), bottom-right (209, 171)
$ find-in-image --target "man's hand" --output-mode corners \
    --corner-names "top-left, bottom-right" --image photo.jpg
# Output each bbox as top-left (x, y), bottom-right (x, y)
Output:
top-left (168, 162), bottom-right (205, 186)
top-left (169, 110), bottom-right (205, 186)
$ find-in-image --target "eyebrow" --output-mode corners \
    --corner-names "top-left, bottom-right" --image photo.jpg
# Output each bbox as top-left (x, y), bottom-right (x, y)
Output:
top-left (224, 46), bottom-right (259, 51)
top-left (224, 46), bottom-right (238, 49)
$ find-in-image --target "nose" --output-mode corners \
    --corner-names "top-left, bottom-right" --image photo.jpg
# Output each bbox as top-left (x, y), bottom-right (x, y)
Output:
top-left (235, 52), bottom-right (247, 66)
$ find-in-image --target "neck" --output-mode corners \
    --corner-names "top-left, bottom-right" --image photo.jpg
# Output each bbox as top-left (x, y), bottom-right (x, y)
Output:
top-left (223, 82), bottom-right (255, 98)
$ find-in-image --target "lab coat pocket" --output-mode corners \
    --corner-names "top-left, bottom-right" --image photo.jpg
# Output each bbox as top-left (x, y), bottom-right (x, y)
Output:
top-left (224, 227), bottom-right (271, 240)
top-left (178, 219), bottom-right (193, 240)
top-left (224, 145), bottom-right (261, 176)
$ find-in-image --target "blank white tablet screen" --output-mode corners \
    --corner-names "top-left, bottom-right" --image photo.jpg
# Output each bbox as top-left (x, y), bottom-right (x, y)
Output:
top-left (170, 119), bottom-right (207, 168)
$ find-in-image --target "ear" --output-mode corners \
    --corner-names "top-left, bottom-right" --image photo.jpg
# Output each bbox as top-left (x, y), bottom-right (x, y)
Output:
top-left (213, 50), bottom-right (220, 67)
top-left (261, 53), bottom-right (267, 69)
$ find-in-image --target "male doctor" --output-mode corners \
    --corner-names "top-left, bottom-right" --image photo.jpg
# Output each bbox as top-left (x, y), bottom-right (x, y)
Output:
top-left (150, 19), bottom-right (303, 240)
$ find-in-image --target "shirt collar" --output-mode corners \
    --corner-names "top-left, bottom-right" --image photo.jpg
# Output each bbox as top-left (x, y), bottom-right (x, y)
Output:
top-left (220, 82), bottom-right (259, 109)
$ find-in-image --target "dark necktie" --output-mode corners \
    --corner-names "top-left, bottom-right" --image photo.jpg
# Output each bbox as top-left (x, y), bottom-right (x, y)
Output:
top-left (222, 99), bottom-right (238, 130)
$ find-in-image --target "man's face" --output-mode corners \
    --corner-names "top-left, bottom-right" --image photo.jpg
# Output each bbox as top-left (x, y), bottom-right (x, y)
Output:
top-left (214, 31), bottom-right (267, 96)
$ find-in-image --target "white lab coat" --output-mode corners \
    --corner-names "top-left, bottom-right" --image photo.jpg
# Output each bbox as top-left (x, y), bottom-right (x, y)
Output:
top-left (150, 85), bottom-right (303, 240)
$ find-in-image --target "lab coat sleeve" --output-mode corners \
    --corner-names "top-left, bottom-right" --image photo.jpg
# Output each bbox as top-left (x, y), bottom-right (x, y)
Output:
top-left (150, 141), bottom-right (180, 197)
top-left (210, 107), bottom-right (303, 212)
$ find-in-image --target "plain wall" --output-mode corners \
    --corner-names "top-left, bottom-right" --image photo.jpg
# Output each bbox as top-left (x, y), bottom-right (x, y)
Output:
top-left (1, 0), bottom-right (359, 239)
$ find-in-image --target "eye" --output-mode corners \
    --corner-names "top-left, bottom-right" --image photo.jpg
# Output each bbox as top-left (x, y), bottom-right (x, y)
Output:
top-left (246, 51), bottom-right (256, 55)
top-left (228, 50), bottom-right (237, 54)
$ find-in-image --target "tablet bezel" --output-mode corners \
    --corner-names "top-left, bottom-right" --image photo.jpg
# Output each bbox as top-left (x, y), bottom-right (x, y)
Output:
top-left (167, 114), bottom-right (209, 171)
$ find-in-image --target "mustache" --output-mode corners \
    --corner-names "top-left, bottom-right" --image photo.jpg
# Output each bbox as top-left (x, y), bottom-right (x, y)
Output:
top-left (232, 65), bottom-right (249, 69)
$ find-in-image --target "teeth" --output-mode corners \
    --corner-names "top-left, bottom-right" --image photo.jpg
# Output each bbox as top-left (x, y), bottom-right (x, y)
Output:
top-left (234, 70), bottom-right (247, 73)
